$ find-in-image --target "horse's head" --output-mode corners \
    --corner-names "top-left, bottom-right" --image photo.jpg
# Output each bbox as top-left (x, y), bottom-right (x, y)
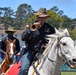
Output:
top-left (6, 39), bottom-right (16, 58)
top-left (56, 28), bottom-right (76, 68)
top-left (0, 39), bottom-right (16, 74)
top-left (46, 28), bottom-right (76, 68)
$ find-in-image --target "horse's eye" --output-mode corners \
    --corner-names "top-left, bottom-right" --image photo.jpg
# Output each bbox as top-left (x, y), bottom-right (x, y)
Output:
top-left (62, 43), bottom-right (66, 46)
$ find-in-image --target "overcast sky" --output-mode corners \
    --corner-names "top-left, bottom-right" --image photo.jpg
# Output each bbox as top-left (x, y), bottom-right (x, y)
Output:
top-left (0, 0), bottom-right (76, 18)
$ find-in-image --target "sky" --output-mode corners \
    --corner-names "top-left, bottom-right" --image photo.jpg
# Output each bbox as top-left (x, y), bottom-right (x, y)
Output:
top-left (0, 0), bottom-right (76, 19)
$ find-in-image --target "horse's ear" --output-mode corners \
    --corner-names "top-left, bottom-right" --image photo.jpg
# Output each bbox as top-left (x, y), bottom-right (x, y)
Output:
top-left (6, 38), bottom-right (10, 43)
top-left (55, 28), bottom-right (60, 34)
top-left (63, 28), bottom-right (69, 36)
top-left (74, 40), bottom-right (76, 50)
top-left (13, 39), bottom-right (16, 43)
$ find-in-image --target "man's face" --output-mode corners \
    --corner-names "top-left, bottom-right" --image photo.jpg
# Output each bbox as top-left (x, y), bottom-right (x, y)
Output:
top-left (7, 32), bottom-right (14, 36)
top-left (37, 17), bottom-right (47, 25)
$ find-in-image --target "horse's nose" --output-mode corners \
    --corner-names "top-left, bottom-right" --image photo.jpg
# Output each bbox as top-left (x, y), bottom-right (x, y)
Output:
top-left (72, 59), bottom-right (76, 62)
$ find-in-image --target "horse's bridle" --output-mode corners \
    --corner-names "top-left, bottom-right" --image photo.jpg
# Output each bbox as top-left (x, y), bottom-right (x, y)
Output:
top-left (32, 36), bottom-right (72, 75)
top-left (47, 36), bottom-right (70, 64)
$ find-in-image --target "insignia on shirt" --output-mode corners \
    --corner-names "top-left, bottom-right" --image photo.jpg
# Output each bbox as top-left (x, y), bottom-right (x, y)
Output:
top-left (45, 28), bottom-right (50, 32)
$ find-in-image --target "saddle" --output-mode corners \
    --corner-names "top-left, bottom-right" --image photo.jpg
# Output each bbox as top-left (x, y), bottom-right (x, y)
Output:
top-left (31, 53), bottom-right (41, 75)
top-left (32, 53), bottom-right (41, 64)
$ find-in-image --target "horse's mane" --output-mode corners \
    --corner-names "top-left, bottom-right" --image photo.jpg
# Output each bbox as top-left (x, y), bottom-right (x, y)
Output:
top-left (41, 38), bottom-right (55, 60)
top-left (45, 28), bottom-right (69, 43)
top-left (34, 28), bottom-right (70, 68)
top-left (28, 28), bottom-right (76, 75)
top-left (43, 28), bottom-right (70, 58)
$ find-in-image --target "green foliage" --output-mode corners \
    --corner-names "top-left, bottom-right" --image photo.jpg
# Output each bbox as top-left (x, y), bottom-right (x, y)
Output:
top-left (47, 10), bottom-right (63, 22)
top-left (22, 15), bottom-right (36, 29)
top-left (69, 29), bottom-right (76, 40)
top-left (62, 15), bottom-right (73, 29)
top-left (0, 4), bottom-right (76, 35)
top-left (16, 4), bottom-right (34, 20)
top-left (46, 10), bottom-right (63, 28)
top-left (61, 72), bottom-right (76, 75)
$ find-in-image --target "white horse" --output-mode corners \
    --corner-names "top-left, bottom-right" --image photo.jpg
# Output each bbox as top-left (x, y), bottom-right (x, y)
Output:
top-left (28, 28), bottom-right (76, 75)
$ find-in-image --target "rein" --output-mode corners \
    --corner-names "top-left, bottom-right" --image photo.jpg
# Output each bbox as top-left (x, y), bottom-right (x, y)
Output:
top-left (47, 46), bottom-right (62, 64)
top-left (48, 57), bottom-right (61, 64)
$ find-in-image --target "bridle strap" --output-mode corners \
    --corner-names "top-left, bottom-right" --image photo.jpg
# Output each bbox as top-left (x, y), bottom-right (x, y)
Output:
top-left (47, 36), bottom-right (70, 64)
top-left (58, 44), bottom-right (69, 64)
top-left (48, 55), bottom-right (62, 64)
top-left (59, 36), bottom-right (71, 60)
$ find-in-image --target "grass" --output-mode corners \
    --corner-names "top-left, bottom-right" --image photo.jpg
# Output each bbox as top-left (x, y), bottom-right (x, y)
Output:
top-left (61, 72), bottom-right (76, 75)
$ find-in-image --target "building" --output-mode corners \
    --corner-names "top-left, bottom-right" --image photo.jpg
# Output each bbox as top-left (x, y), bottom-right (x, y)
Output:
top-left (0, 24), bottom-right (5, 30)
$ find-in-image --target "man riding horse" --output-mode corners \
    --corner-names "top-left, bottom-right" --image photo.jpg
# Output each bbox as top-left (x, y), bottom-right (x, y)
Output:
top-left (19, 8), bottom-right (55, 75)
top-left (0, 26), bottom-right (20, 63)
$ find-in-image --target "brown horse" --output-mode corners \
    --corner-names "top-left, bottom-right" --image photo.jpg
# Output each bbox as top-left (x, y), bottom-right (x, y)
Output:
top-left (0, 39), bottom-right (16, 75)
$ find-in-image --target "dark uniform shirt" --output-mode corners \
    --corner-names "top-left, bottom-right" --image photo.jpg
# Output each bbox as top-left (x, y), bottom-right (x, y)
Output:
top-left (0, 35), bottom-right (20, 54)
top-left (21, 22), bottom-right (55, 54)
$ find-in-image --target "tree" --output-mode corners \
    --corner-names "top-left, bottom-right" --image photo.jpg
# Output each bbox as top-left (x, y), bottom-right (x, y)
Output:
top-left (16, 4), bottom-right (34, 20)
top-left (15, 4), bottom-right (34, 29)
top-left (57, 10), bottom-right (64, 16)
top-left (62, 15), bottom-right (72, 29)
top-left (51, 6), bottom-right (64, 17)
top-left (46, 9), bottom-right (63, 28)
top-left (3, 7), bottom-right (14, 17)
top-left (0, 7), bottom-right (14, 29)
top-left (51, 6), bottom-right (59, 13)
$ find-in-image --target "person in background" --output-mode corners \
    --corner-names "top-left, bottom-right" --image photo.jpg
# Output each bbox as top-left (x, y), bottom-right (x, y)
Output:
top-left (19, 8), bottom-right (55, 75)
top-left (0, 26), bottom-right (20, 63)
top-left (0, 40), bottom-right (8, 63)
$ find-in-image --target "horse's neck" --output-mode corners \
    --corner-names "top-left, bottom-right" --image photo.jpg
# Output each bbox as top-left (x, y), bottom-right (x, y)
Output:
top-left (5, 55), bottom-right (13, 66)
top-left (38, 39), bottom-right (63, 75)
top-left (28, 38), bottom-right (63, 75)
top-left (0, 58), bottom-right (9, 74)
